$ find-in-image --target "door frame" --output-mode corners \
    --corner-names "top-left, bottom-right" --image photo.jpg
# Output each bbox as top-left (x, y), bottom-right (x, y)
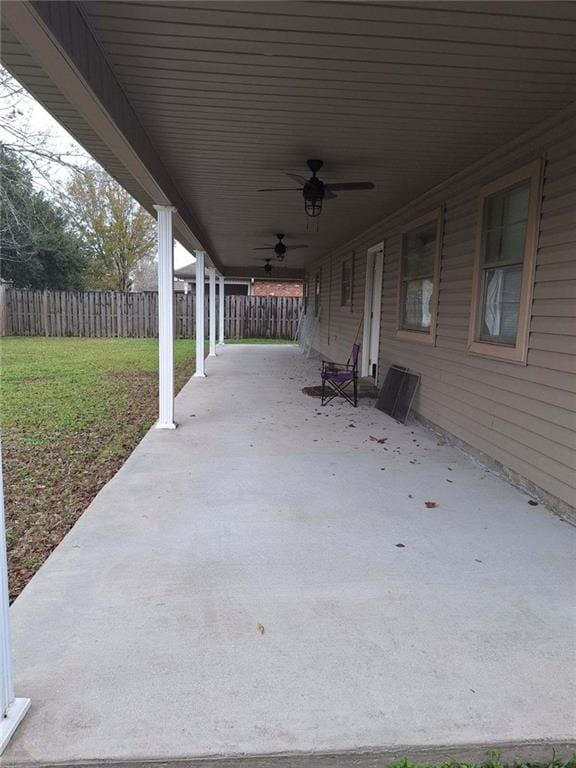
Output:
top-left (361, 242), bottom-right (384, 380)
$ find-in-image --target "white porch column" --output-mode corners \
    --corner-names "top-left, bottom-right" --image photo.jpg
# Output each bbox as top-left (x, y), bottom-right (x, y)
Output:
top-left (218, 275), bottom-right (225, 346)
top-left (0, 439), bottom-right (30, 754)
top-left (154, 205), bottom-right (176, 429)
top-left (208, 267), bottom-right (217, 357)
top-left (194, 251), bottom-right (206, 377)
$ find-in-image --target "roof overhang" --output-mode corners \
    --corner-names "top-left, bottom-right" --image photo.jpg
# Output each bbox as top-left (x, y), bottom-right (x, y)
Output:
top-left (2, 0), bottom-right (222, 270)
top-left (2, 1), bottom-right (576, 275)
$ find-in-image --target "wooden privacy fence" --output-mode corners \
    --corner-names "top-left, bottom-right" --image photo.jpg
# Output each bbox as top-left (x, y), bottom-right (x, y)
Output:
top-left (0, 286), bottom-right (303, 340)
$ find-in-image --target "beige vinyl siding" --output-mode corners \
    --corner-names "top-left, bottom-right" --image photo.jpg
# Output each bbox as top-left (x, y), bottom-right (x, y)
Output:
top-left (307, 111), bottom-right (576, 508)
top-left (308, 250), bottom-right (366, 360)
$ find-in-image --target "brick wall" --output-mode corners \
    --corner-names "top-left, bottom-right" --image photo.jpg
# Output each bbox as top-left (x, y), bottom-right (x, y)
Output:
top-left (252, 281), bottom-right (304, 297)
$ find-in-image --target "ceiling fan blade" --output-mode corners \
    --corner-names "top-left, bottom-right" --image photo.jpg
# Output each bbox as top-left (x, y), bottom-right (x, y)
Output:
top-left (253, 246), bottom-right (275, 250)
top-left (257, 187), bottom-right (301, 192)
top-left (324, 188), bottom-right (338, 200)
top-left (285, 173), bottom-right (308, 186)
top-left (285, 244), bottom-right (309, 250)
top-left (324, 182), bottom-right (375, 192)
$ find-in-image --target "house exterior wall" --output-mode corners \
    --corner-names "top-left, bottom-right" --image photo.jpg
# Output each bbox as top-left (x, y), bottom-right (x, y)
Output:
top-left (304, 110), bottom-right (576, 510)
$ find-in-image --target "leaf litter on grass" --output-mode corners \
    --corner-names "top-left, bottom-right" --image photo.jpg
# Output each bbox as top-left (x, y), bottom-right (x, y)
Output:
top-left (1, 338), bottom-right (195, 600)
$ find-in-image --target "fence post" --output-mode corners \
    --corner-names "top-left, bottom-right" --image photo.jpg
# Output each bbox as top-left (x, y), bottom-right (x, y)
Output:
top-left (42, 290), bottom-right (49, 337)
top-left (0, 285), bottom-right (6, 337)
top-left (114, 292), bottom-right (119, 337)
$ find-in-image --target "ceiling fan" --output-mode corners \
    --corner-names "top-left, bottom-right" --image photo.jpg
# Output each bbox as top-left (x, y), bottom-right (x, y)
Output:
top-left (252, 257), bottom-right (274, 274)
top-left (258, 159), bottom-right (375, 218)
top-left (253, 233), bottom-right (308, 261)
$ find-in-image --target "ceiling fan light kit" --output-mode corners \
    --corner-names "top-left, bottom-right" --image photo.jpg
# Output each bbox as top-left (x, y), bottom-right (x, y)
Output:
top-left (302, 160), bottom-right (325, 219)
top-left (258, 159), bottom-right (375, 226)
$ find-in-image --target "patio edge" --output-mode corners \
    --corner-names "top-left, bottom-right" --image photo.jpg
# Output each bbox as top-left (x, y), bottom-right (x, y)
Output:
top-left (2, 739), bottom-right (575, 768)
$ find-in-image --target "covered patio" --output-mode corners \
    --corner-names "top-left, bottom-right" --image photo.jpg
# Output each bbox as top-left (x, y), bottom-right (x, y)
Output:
top-left (3, 345), bottom-right (574, 765)
top-left (1, 0), bottom-right (575, 761)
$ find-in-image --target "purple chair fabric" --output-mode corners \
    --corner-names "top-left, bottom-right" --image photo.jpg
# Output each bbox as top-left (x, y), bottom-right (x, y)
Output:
top-left (321, 343), bottom-right (360, 407)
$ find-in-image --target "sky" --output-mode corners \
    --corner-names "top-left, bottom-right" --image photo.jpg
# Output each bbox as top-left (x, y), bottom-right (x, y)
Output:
top-left (1, 67), bottom-right (194, 269)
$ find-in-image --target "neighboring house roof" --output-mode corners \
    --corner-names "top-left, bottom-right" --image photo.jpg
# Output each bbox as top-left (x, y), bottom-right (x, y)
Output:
top-left (174, 262), bottom-right (197, 281)
top-left (174, 263), bottom-right (252, 287)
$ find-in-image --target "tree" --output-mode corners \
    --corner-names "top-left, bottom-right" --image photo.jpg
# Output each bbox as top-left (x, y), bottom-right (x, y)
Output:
top-left (1, 67), bottom-right (156, 292)
top-left (66, 165), bottom-right (156, 291)
top-left (0, 67), bottom-right (90, 288)
top-left (0, 67), bottom-right (87, 189)
top-left (0, 144), bottom-right (87, 289)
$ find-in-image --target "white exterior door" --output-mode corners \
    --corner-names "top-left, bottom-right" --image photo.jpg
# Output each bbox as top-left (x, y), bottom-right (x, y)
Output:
top-left (362, 243), bottom-right (384, 382)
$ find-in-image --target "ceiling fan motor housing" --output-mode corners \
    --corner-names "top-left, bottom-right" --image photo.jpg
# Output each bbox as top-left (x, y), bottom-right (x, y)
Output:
top-left (307, 159), bottom-right (323, 174)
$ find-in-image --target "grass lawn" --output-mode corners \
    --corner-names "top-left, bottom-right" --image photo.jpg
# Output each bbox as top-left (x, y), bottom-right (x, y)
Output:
top-left (0, 337), bottom-right (196, 600)
top-left (387, 755), bottom-right (574, 768)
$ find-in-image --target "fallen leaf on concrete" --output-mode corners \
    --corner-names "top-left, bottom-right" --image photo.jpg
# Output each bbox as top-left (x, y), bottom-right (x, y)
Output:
top-left (395, 543), bottom-right (405, 548)
top-left (256, 623), bottom-right (265, 635)
top-left (348, 424), bottom-right (356, 428)
top-left (528, 500), bottom-right (539, 506)
top-left (436, 440), bottom-right (446, 447)
top-left (369, 435), bottom-right (387, 443)
top-left (424, 500), bottom-right (438, 508)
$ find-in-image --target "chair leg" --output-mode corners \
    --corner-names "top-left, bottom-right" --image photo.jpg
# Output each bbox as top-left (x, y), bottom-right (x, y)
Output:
top-left (321, 377), bottom-right (326, 406)
top-left (353, 377), bottom-right (358, 407)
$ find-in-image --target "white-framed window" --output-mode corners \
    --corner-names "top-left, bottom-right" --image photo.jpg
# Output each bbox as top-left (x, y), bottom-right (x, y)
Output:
top-left (468, 159), bottom-right (542, 364)
top-left (396, 208), bottom-right (443, 344)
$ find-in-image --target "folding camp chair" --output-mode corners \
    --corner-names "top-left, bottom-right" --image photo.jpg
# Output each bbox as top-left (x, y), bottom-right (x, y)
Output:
top-left (321, 343), bottom-right (360, 407)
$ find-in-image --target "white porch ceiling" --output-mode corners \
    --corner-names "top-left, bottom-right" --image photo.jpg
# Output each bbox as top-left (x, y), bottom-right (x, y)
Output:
top-left (2, 1), bottom-right (576, 275)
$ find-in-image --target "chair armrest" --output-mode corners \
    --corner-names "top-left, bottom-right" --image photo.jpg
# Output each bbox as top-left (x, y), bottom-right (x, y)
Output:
top-left (322, 360), bottom-right (347, 371)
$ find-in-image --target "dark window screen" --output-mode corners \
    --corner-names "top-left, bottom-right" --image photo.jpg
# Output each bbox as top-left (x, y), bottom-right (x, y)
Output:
top-left (376, 365), bottom-right (420, 424)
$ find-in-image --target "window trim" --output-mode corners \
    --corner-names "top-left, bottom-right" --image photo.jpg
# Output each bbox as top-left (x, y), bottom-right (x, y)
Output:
top-left (314, 270), bottom-right (321, 317)
top-left (395, 207), bottom-right (443, 345)
top-left (467, 159), bottom-right (542, 365)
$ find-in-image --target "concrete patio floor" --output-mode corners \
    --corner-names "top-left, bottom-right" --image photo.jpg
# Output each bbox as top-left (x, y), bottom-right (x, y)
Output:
top-left (3, 344), bottom-right (575, 766)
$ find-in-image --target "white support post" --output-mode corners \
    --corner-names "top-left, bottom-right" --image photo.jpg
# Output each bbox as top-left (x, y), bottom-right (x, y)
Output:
top-left (218, 275), bottom-right (225, 346)
top-left (194, 251), bottom-right (206, 377)
top-left (0, 439), bottom-right (30, 755)
top-left (208, 267), bottom-right (217, 357)
top-left (154, 205), bottom-right (176, 429)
